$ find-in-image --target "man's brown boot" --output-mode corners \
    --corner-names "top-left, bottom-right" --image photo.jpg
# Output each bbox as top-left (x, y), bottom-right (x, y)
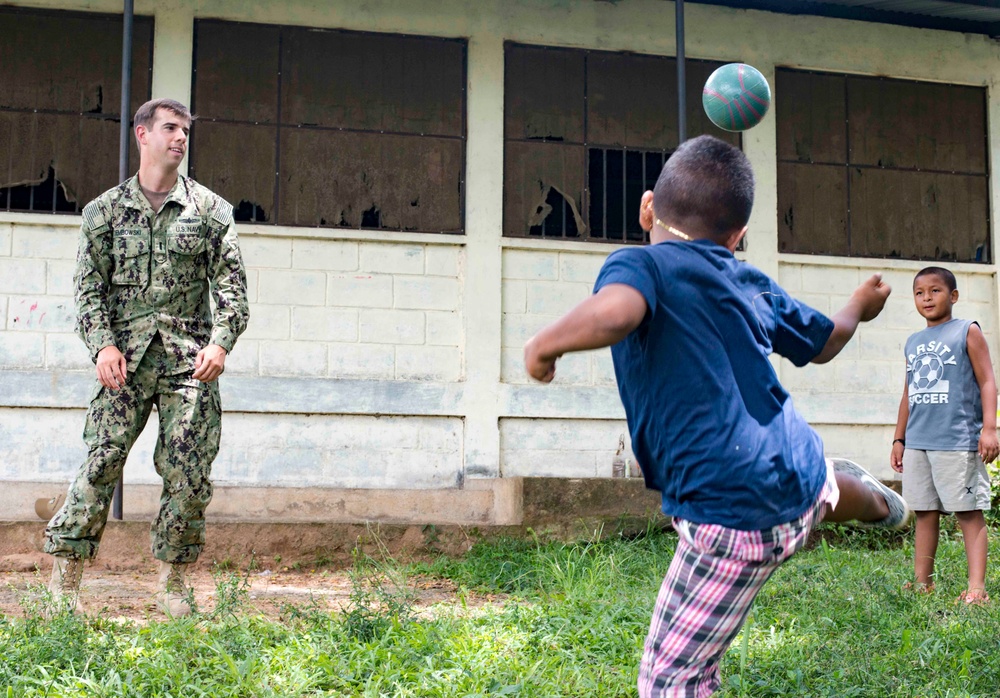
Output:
top-left (47, 556), bottom-right (83, 614)
top-left (156, 561), bottom-right (193, 617)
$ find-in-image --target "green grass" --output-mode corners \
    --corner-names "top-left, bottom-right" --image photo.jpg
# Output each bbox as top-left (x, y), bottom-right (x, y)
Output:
top-left (2, 523), bottom-right (999, 697)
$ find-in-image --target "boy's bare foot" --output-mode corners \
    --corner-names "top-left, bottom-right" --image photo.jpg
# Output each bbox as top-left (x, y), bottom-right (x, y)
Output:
top-left (956, 588), bottom-right (990, 606)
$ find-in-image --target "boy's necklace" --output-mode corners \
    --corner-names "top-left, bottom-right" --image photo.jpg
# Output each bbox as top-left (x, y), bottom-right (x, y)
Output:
top-left (654, 218), bottom-right (692, 241)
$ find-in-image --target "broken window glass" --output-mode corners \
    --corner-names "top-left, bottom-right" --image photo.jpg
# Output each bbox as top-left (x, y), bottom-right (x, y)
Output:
top-left (777, 68), bottom-right (989, 262)
top-left (190, 20), bottom-right (466, 232)
top-left (0, 8), bottom-right (152, 213)
top-left (503, 43), bottom-right (737, 243)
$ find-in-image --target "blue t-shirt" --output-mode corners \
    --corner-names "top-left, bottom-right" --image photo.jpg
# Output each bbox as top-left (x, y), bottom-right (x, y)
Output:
top-left (594, 240), bottom-right (835, 530)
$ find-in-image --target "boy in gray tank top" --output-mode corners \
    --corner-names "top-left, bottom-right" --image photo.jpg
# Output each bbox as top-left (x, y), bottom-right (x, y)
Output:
top-left (891, 266), bottom-right (997, 605)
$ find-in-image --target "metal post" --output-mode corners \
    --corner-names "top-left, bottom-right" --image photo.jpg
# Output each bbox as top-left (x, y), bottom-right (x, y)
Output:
top-left (112, 0), bottom-right (134, 521)
top-left (676, 0), bottom-right (687, 144)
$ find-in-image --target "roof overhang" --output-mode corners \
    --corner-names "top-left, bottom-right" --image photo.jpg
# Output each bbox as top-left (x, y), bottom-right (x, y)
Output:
top-left (690, 0), bottom-right (1000, 38)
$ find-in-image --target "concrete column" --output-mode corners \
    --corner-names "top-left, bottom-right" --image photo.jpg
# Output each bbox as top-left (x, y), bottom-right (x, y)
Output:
top-left (150, 1), bottom-right (194, 176)
top-left (739, 59), bottom-right (779, 280)
top-left (987, 72), bottom-right (1000, 414)
top-left (460, 33), bottom-right (505, 478)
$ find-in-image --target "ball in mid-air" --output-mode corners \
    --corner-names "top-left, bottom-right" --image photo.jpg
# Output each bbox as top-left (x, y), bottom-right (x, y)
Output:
top-left (702, 63), bottom-right (771, 132)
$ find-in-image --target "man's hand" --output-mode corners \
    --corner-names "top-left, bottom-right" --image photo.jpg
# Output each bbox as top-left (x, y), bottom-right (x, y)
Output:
top-left (979, 430), bottom-right (999, 464)
top-left (192, 344), bottom-right (228, 382)
top-left (525, 335), bottom-right (558, 383)
top-left (851, 273), bottom-right (891, 322)
top-left (96, 345), bottom-right (128, 390)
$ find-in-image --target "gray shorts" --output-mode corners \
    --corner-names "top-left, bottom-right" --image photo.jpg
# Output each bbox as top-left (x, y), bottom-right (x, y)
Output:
top-left (901, 449), bottom-right (991, 513)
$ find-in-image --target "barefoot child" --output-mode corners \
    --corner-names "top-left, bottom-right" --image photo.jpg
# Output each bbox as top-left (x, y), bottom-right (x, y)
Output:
top-left (524, 135), bottom-right (911, 697)
top-left (891, 266), bottom-right (997, 604)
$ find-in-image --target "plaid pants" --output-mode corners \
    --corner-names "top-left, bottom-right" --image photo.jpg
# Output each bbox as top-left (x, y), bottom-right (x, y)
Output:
top-left (638, 462), bottom-right (839, 697)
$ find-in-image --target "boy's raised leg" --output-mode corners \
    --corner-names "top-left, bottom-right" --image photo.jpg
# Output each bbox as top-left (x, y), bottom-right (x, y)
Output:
top-left (825, 459), bottom-right (912, 529)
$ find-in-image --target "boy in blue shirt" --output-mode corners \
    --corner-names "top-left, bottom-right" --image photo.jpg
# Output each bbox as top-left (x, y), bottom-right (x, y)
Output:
top-left (890, 266), bottom-right (997, 605)
top-left (524, 135), bottom-right (910, 697)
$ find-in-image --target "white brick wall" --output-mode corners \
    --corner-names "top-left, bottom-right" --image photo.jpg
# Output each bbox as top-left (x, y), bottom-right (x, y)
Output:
top-left (292, 306), bottom-right (358, 342)
top-left (327, 274), bottom-right (393, 308)
top-left (0, 332), bottom-right (45, 369)
top-left (245, 304), bottom-right (292, 340)
top-left (396, 345), bottom-right (461, 381)
top-left (0, 258), bottom-right (47, 294)
top-left (224, 338), bottom-right (260, 375)
top-left (7, 296), bottom-right (75, 332)
top-left (501, 247), bottom-right (612, 385)
top-left (500, 418), bottom-right (634, 478)
top-left (46, 260), bottom-right (76, 297)
top-left (216, 413), bottom-right (463, 488)
top-left (328, 343), bottom-right (395, 380)
top-left (1, 225), bottom-right (997, 492)
top-left (12, 224), bottom-right (77, 260)
top-left (260, 340), bottom-right (328, 377)
top-left (359, 243), bottom-right (424, 274)
top-left (258, 269), bottom-right (327, 306)
top-left (0, 223), bottom-right (12, 256)
top-left (241, 237), bottom-right (292, 269)
top-left (292, 239), bottom-right (358, 271)
top-left (1, 0), bottom-right (999, 502)
top-left (240, 236), bottom-right (465, 380)
top-left (816, 423), bottom-right (899, 479)
top-left (0, 407), bottom-right (462, 489)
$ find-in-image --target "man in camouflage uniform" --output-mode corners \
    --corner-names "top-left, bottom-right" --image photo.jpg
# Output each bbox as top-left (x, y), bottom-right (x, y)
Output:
top-left (44, 98), bottom-right (249, 616)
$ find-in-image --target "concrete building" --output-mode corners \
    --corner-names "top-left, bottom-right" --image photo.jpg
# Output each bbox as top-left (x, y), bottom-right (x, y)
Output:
top-left (2, 0), bottom-right (999, 527)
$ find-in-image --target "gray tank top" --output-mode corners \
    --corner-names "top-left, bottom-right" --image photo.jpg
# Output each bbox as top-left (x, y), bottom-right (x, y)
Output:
top-left (904, 318), bottom-right (982, 450)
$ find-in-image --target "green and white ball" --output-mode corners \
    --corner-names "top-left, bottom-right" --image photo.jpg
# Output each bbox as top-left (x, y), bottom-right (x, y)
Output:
top-left (702, 63), bottom-right (771, 132)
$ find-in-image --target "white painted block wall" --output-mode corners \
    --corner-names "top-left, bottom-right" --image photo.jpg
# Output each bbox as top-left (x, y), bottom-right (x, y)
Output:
top-left (2, 0), bottom-right (1000, 504)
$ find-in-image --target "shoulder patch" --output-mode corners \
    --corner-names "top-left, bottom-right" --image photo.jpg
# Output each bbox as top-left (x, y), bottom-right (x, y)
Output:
top-left (82, 201), bottom-right (109, 233)
top-left (211, 199), bottom-right (234, 227)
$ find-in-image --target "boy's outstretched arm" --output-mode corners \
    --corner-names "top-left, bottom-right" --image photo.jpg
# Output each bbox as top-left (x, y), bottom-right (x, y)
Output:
top-left (524, 284), bottom-right (647, 383)
top-left (812, 273), bottom-right (891, 364)
top-left (967, 322), bottom-right (999, 463)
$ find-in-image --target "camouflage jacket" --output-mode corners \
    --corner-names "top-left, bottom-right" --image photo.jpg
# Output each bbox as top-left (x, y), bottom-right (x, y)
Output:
top-left (75, 174), bottom-right (249, 374)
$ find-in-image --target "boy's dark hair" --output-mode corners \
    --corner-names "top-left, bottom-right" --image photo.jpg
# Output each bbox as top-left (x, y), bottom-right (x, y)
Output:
top-left (653, 135), bottom-right (754, 239)
top-left (133, 98), bottom-right (194, 145)
top-left (914, 266), bottom-right (957, 292)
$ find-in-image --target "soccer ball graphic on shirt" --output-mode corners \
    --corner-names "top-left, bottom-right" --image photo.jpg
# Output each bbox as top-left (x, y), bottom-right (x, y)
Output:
top-left (910, 352), bottom-right (946, 391)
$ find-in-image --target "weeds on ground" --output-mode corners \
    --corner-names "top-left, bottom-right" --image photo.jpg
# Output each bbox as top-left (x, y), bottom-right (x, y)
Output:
top-left (2, 525), bottom-right (1000, 696)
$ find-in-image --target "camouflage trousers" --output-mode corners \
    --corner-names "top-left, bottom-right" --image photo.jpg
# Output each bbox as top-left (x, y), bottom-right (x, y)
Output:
top-left (44, 335), bottom-right (221, 564)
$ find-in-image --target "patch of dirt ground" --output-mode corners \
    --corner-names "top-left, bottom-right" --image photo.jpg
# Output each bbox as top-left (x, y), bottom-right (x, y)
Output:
top-left (0, 561), bottom-right (501, 622)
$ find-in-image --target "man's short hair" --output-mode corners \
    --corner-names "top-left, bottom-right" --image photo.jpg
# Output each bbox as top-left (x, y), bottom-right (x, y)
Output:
top-left (653, 135), bottom-right (754, 239)
top-left (133, 98), bottom-right (194, 143)
top-left (914, 266), bottom-right (957, 292)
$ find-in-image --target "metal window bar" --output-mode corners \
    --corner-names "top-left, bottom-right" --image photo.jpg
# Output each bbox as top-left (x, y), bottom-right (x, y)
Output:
top-left (587, 146), bottom-right (663, 243)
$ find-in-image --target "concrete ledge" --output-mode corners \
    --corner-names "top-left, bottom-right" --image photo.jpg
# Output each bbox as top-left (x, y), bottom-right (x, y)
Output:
top-left (1, 478), bottom-right (526, 526)
top-left (522, 476), bottom-right (661, 525)
top-left (0, 476), bottom-right (905, 571)
top-left (0, 477), bottom-right (664, 569)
